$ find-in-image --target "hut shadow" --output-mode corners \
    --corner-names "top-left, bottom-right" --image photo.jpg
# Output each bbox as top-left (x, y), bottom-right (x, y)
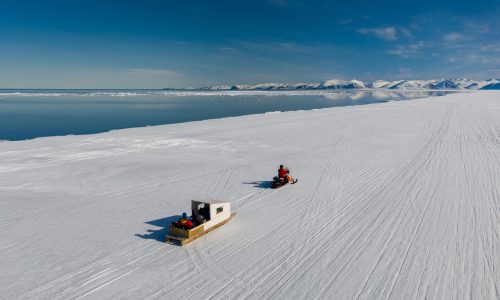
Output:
top-left (135, 215), bottom-right (181, 242)
top-left (242, 180), bottom-right (273, 189)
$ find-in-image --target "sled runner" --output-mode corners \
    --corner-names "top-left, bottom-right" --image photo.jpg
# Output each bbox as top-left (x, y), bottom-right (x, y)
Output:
top-left (166, 200), bottom-right (235, 246)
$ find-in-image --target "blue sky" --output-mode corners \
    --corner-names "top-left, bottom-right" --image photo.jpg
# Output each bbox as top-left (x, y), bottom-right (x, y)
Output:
top-left (0, 0), bottom-right (499, 88)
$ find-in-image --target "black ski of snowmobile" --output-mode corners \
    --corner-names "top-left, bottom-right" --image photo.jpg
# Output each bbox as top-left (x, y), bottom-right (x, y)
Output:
top-left (271, 177), bottom-right (298, 189)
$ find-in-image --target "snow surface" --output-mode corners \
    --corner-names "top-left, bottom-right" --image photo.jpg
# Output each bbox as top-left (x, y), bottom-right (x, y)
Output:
top-left (1, 91), bottom-right (500, 299)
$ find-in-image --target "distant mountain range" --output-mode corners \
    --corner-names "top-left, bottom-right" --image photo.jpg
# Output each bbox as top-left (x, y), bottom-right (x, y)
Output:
top-left (186, 78), bottom-right (500, 91)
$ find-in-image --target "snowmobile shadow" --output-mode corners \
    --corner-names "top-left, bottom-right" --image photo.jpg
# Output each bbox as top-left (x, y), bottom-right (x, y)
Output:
top-left (135, 215), bottom-right (181, 243)
top-left (243, 180), bottom-right (273, 189)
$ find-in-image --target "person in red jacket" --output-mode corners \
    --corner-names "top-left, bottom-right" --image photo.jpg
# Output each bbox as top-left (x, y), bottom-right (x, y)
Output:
top-left (177, 212), bottom-right (193, 229)
top-left (278, 165), bottom-right (288, 178)
top-left (278, 165), bottom-right (293, 183)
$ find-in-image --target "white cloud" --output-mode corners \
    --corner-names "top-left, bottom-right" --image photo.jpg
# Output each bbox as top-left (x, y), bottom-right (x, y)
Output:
top-left (444, 32), bottom-right (467, 42)
top-left (338, 18), bottom-right (354, 25)
top-left (358, 27), bottom-right (397, 41)
top-left (387, 41), bottom-right (427, 58)
top-left (237, 40), bottom-right (336, 55)
top-left (461, 20), bottom-right (492, 34)
top-left (479, 43), bottom-right (500, 52)
top-left (127, 68), bottom-right (179, 77)
top-left (399, 27), bottom-right (413, 38)
top-left (383, 67), bottom-right (415, 80)
top-left (219, 47), bottom-right (236, 51)
top-left (397, 67), bottom-right (413, 77)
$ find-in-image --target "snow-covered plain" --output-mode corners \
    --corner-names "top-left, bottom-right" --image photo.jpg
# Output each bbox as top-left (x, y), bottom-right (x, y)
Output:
top-left (1, 91), bottom-right (499, 299)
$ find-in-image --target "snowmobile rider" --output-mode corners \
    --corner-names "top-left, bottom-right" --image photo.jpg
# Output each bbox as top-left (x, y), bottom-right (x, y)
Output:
top-left (177, 212), bottom-right (193, 229)
top-left (278, 165), bottom-right (293, 183)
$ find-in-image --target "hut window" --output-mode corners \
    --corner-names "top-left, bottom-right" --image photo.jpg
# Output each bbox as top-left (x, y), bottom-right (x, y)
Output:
top-left (217, 207), bottom-right (223, 214)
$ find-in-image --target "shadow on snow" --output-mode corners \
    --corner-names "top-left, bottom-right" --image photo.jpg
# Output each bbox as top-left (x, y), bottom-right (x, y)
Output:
top-left (242, 180), bottom-right (273, 189)
top-left (135, 215), bottom-right (181, 243)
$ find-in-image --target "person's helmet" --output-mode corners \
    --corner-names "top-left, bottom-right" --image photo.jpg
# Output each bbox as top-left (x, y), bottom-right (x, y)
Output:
top-left (182, 212), bottom-right (187, 219)
top-left (280, 164), bottom-right (284, 169)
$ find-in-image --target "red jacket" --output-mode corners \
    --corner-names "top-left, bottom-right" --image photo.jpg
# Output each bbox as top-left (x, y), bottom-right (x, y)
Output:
top-left (278, 167), bottom-right (288, 178)
top-left (177, 218), bottom-right (193, 229)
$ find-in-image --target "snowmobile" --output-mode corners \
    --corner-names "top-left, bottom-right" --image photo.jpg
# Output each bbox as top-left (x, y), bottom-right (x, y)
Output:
top-left (166, 200), bottom-right (235, 246)
top-left (271, 176), bottom-right (298, 189)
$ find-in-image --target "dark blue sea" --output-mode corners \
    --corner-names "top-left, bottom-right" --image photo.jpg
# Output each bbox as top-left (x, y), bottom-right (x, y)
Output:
top-left (0, 89), bottom-right (452, 141)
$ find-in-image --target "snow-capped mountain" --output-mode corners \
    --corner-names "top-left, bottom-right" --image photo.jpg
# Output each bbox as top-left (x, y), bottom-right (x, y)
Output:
top-left (368, 80), bottom-right (392, 88)
top-left (204, 82), bottom-right (322, 90)
top-left (321, 79), bottom-right (366, 89)
top-left (430, 78), bottom-right (476, 90)
top-left (481, 82), bottom-right (500, 90)
top-left (466, 78), bottom-right (499, 90)
top-left (388, 80), bottom-right (436, 90)
top-left (198, 78), bottom-right (500, 91)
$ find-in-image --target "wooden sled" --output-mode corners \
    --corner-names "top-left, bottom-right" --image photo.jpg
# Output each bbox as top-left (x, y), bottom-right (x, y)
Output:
top-left (166, 200), bottom-right (235, 246)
